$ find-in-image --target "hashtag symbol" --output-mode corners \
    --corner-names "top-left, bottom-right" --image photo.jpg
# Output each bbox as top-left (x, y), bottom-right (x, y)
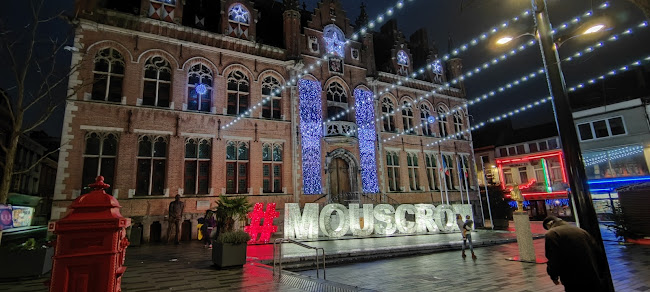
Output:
top-left (244, 203), bottom-right (279, 244)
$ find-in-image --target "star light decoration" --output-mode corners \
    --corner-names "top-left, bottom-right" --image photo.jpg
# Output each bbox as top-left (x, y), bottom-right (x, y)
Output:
top-left (298, 79), bottom-right (323, 195)
top-left (354, 89), bottom-right (380, 193)
top-left (228, 3), bottom-right (249, 23)
top-left (194, 83), bottom-right (207, 95)
top-left (323, 25), bottom-right (346, 58)
top-left (432, 59), bottom-right (443, 75)
top-left (397, 50), bottom-right (408, 65)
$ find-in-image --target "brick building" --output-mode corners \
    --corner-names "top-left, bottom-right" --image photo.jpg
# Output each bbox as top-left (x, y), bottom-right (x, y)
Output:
top-left (54, 0), bottom-right (478, 241)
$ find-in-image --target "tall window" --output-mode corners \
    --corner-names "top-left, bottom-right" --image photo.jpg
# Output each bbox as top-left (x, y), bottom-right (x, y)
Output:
top-left (386, 151), bottom-right (400, 192)
top-left (420, 104), bottom-right (435, 136)
top-left (406, 153), bottom-right (420, 191)
top-left (187, 64), bottom-right (213, 112)
top-left (402, 101), bottom-right (415, 135)
top-left (442, 154), bottom-right (455, 190)
top-left (92, 48), bottom-right (124, 102)
top-left (136, 135), bottom-right (167, 195)
top-left (382, 97), bottom-right (396, 132)
top-left (425, 154), bottom-right (439, 190)
top-left (262, 143), bottom-right (283, 193)
top-left (262, 76), bottom-right (282, 119)
top-left (82, 132), bottom-right (118, 194)
top-left (226, 141), bottom-right (249, 194)
top-left (396, 50), bottom-right (409, 76)
top-left (518, 166), bottom-right (528, 184)
top-left (227, 3), bottom-right (250, 39)
top-left (184, 138), bottom-right (211, 195)
top-left (326, 82), bottom-right (347, 103)
top-left (453, 112), bottom-right (464, 139)
top-left (142, 56), bottom-right (171, 107)
top-left (503, 168), bottom-right (514, 184)
top-left (438, 106), bottom-right (448, 137)
top-left (227, 70), bottom-right (250, 115)
top-left (459, 156), bottom-right (470, 189)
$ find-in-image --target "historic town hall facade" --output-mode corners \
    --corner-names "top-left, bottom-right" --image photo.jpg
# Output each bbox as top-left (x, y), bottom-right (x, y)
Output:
top-left (54, 0), bottom-right (477, 241)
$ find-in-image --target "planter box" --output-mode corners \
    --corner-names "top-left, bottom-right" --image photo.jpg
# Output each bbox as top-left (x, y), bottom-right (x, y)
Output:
top-left (0, 247), bottom-right (53, 279)
top-left (212, 242), bottom-right (247, 268)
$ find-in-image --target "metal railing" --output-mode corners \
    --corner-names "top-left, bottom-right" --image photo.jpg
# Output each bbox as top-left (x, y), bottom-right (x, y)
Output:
top-left (273, 238), bottom-right (326, 279)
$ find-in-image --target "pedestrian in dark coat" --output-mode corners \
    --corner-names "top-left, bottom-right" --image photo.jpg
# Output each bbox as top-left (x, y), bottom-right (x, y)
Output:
top-left (543, 216), bottom-right (608, 292)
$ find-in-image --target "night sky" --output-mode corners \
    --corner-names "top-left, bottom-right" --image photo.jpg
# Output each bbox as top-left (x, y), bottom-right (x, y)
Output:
top-left (5, 0), bottom-right (649, 138)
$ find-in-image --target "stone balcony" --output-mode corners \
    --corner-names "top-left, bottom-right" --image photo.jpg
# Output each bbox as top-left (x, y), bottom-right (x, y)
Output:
top-left (323, 121), bottom-right (358, 144)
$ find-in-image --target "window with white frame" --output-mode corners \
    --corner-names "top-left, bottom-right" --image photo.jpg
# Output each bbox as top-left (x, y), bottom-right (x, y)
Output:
top-left (425, 153), bottom-right (439, 190)
top-left (386, 151), bottom-right (400, 192)
top-left (406, 153), bottom-right (420, 191)
top-left (82, 132), bottom-right (118, 194)
top-left (92, 48), bottom-right (124, 102)
top-left (326, 82), bottom-right (347, 103)
top-left (453, 112), bottom-right (464, 139)
top-left (136, 135), bottom-right (167, 196)
top-left (442, 154), bottom-right (455, 190)
top-left (184, 138), bottom-right (211, 195)
top-left (261, 76), bottom-right (282, 119)
top-left (226, 141), bottom-right (249, 194)
top-left (187, 64), bottom-right (213, 112)
top-left (459, 155), bottom-right (470, 189)
top-left (518, 166), bottom-right (528, 184)
top-left (420, 104), bottom-right (435, 136)
top-left (382, 97), bottom-right (396, 132)
top-left (577, 117), bottom-right (627, 141)
top-left (503, 168), bottom-right (513, 185)
top-left (227, 70), bottom-right (250, 115)
top-left (402, 101), bottom-right (415, 135)
top-left (142, 56), bottom-right (171, 107)
top-left (262, 143), bottom-right (283, 193)
top-left (438, 106), bottom-right (448, 137)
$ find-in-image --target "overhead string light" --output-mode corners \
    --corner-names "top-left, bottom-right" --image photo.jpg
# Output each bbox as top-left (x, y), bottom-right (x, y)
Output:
top-left (376, 21), bottom-right (645, 142)
top-left (424, 55), bottom-right (650, 148)
top-left (222, 0), bottom-right (417, 130)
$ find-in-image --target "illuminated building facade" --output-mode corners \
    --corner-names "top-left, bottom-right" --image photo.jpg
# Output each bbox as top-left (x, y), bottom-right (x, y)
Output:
top-left (54, 0), bottom-right (477, 241)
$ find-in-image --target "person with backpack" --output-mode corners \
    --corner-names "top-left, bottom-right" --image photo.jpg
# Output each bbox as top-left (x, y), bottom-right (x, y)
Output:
top-left (462, 215), bottom-right (477, 259)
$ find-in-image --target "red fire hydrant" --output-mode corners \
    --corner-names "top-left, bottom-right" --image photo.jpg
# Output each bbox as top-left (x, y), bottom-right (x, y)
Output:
top-left (48, 176), bottom-right (131, 292)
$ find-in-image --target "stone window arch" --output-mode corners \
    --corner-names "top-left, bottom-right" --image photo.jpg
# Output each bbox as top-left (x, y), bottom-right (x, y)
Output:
top-left (187, 64), bottom-right (213, 112)
top-left (420, 104), bottom-right (435, 137)
top-left (454, 112), bottom-right (465, 139)
top-left (262, 76), bottom-right (282, 119)
top-left (401, 101), bottom-right (415, 135)
top-left (437, 105), bottom-right (449, 137)
top-left (92, 48), bottom-right (124, 102)
top-left (142, 56), bottom-right (172, 108)
top-left (382, 97), bottom-right (396, 132)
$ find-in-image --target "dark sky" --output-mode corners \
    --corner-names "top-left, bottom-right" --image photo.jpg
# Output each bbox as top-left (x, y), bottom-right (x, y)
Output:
top-left (5, 0), bottom-right (649, 137)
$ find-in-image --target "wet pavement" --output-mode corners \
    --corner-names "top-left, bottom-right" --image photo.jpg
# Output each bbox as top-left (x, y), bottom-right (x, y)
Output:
top-left (1, 222), bottom-right (648, 291)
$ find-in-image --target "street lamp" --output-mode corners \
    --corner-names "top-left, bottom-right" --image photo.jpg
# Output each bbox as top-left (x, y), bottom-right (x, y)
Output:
top-left (530, 0), bottom-right (614, 290)
top-left (495, 23), bottom-right (606, 46)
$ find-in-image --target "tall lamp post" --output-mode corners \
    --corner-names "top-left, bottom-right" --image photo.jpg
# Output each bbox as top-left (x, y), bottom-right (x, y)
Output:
top-left (531, 0), bottom-right (614, 290)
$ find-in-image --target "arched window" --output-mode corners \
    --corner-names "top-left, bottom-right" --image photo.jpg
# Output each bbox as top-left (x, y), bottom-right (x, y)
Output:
top-left (142, 56), bottom-right (171, 108)
top-left (184, 138), bottom-right (211, 195)
top-left (437, 105), bottom-right (448, 137)
top-left (420, 104), bottom-right (435, 137)
top-left (262, 143), bottom-right (283, 193)
top-left (187, 64), bottom-right (213, 112)
top-left (227, 3), bottom-right (250, 39)
top-left (227, 70), bottom-right (250, 115)
top-left (326, 82), bottom-right (347, 103)
top-left (386, 151), bottom-right (400, 192)
top-left (382, 97), bottom-right (396, 132)
top-left (92, 48), bottom-right (124, 102)
top-left (396, 50), bottom-right (409, 76)
top-left (136, 135), bottom-right (168, 195)
top-left (323, 24), bottom-right (345, 57)
top-left (262, 76), bottom-right (282, 119)
top-left (454, 112), bottom-right (464, 139)
top-left (406, 153), bottom-right (420, 191)
top-left (82, 132), bottom-right (118, 194)
top-left (226, 140), bottom-right (249, 194)
top-left (402, 101), bottom-right (415, 135)
top-left (432, 59), bottom-right (444, 84)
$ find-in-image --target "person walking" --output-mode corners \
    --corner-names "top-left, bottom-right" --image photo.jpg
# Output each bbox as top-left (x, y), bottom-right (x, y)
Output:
top-left (543, 216), bottom-right (607, 291)
top-left (457, 214), bottom-right (476, 259)
top-left (167, 194), bottom-right (185, 244)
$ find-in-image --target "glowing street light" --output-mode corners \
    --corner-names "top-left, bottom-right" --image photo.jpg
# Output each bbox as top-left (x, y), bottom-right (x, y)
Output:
top-left (584, 24), bottom-right (605, 34)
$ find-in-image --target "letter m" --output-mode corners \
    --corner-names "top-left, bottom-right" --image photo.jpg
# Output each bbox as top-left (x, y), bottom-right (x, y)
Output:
top-left (284, 203), bottom-right (319, 239)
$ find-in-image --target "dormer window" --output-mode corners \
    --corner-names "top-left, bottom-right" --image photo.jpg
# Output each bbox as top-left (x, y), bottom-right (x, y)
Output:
top-left (432, 59), bottom-right (444, 83)
top-left (397, 50), bottom-right (409, 76)
top-left (323, 24), bottom-right (345, 58)
top-left (227, 3), bottom-right (250, 39)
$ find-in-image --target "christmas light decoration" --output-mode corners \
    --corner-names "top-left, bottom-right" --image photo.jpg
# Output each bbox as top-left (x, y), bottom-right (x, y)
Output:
top-left (587, 176), bottom-right (650, 185)
top-left (298, 79), bottom-right (323, 194)
top-left (244, 203), bottom-right (279, 244)
top-left (541, 158), bottom-right (552, 192)
top-left (228, 4), bottom-right (249, 23)
top-left (355, 89), bottom-right (380, 193)
top-left (194, 83), bottom-right (207, 95)
top-left (323, 25), bottom-right (346, 57)
top-left (397, 50), bottom-right (409, 65)
top-left (583, 145), bottom-right (644, 167)
top-left (349, 204), bottom-right (375, 236)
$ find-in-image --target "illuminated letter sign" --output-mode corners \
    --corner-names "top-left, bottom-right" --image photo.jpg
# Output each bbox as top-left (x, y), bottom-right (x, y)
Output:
top-left (284, 203), bottom-right (319, 239)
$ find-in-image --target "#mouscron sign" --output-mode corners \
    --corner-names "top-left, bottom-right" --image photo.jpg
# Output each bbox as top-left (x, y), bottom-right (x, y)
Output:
top-left (284, 203), bottom-right (473, 239)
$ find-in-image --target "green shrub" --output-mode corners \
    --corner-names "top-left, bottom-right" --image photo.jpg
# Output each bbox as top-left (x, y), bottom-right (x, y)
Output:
top-left (215, 230), bottom-right (251, 245)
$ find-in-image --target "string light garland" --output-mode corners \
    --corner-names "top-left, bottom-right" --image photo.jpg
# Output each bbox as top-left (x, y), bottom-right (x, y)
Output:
top-left (355, 89), bottom-right (380, 193)
top-left (298, 79), bottom-right (324, 194)
top-left (583, 145), bottom-right (645, 167)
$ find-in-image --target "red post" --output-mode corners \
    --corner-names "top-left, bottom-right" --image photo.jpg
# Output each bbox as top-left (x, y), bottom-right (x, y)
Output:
top-left (48, 176), bottom-right (131, 292)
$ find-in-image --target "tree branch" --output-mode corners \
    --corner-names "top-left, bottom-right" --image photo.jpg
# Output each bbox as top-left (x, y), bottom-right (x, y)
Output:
top-left (0, 88), bottom-right (15, 122)
top-left (11, 140), bottom-right (68, 175)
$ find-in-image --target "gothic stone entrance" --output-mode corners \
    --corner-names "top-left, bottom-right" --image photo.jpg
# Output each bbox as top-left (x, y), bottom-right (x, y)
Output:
top-left (326, 148), bottom-right (360, 199)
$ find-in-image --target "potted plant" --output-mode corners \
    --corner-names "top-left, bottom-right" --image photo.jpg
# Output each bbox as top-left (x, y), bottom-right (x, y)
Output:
top-left (487, 186), bottom-right (513, 230)
top-left (0, 236), bottom-right (55, 279)
top-left (211, 196), bottom-right (252, 268)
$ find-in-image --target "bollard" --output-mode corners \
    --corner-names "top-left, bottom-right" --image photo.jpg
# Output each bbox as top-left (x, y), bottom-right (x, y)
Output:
top-left (48, 176), bottom-right (131, 292)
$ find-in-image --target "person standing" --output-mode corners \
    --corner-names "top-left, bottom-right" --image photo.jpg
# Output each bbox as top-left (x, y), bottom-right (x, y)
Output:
top-left (167, 194), bottom-right (185, 244)
top-left (543, 216), bottom-right (607, 291)
top-left (462, 215), bottom-right (476, 259)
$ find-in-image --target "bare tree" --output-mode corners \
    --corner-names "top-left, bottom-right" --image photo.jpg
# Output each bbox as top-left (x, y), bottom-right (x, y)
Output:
top-left (0, 0), bottom-right (82, 206)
